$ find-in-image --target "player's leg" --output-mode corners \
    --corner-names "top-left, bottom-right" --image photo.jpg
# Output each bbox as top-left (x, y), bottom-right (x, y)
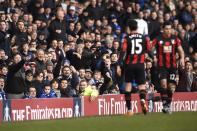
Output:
top-left (124, 65), bottom-right (133, 116)
top-left (138, 84), bottom-right (148, 114)
top-left (135, 64), bottom-right (147, 114)
top-left (125, 82), bottom-right (133, 115)
top-left (159, 79), bottom-right (169, 113)
top-left (166, 69), bottom-right (177, 113)
top-left (158, 68), bottom-right (169, 113)
top-left (165, 82), bottom-right (175, 113)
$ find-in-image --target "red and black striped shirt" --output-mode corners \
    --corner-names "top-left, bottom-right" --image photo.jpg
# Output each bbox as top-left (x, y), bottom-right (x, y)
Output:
top-left (121, 33), bottom-right (150, 64)
top-left (152, 35), bottom-right (181, 68)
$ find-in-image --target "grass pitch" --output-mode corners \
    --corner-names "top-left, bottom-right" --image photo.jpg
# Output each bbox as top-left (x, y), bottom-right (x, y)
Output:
top-left (0, 112), bottom-right (197, 131)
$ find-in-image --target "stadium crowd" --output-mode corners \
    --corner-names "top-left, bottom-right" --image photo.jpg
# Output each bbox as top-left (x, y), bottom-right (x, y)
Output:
top-left (0, 0), bottom-right (196, 100)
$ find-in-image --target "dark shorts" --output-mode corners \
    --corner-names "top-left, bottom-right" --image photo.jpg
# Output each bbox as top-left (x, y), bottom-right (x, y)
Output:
top-left (124, 63), bottom-right (145, 85)
top-left (157, 67), bottom-right (177, 84)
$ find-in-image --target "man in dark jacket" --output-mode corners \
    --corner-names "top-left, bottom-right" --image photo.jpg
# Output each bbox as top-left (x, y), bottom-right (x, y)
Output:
top-left (189, 33), bottom-right (197, 53)
top-left (33, 49), bottom-right (46, 72)
top-left (57, 65), bottom-right (79, 91)
top-left (5, 53), bottom-right (26, 99)
top-left (48, 9), bottom-right (67, 42)
top-left (0, 20), bottom-right (11, 57)
top-left (14, 20), bottom-right (28, 49)
top-left (177, 61), bottom-right (197, 92)
top-left (148, 11), bottom-right (161, 39)
top-left (85, 0), bottom-right (104, 20)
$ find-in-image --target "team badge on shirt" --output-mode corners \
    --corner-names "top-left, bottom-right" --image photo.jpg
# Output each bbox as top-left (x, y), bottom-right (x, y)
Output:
top-left (171, 39), bottom-right (175, 44)
top-left (159, 41), bottom-right (163, 45)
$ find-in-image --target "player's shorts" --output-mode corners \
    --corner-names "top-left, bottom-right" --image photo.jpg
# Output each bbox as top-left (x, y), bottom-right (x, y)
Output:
top-left (124, 63), bottom-right (145, 85)
top-left (157, 67), bottom-right (177, 84)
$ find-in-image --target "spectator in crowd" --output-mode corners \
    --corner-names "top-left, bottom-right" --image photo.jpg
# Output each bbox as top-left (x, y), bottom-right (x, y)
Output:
top-left (122, 6), bottom-right (136, 28)
top-left (7, 0), bottom-right (17, 14)
top-left (59, 78), bottom-right (76, 97)
top-left (85, 0), bottom-right (104, 20)
top-left (145, 58), bottom-right (152, 81)
top-left (110, 52), bottom-right (123, 91)
top-left (75, 22), bottom-right (84, 37)
top-left (89, 70), bottom-right (103, 90)
top-left (0, 20), bottom-right (11, 56)
top-left (0, 49), bottom-right (9, 67)
top-left (78, 79), bottom-right (98, 101)
top-left (51, 79), bottom-right (61, 98)
top-left (48, 8), bottom-right (67, 42)
top-left (14, 20), bottom-right (28, 49)
top-left (21, 41), bottom-right (34, 61)
top-left (83, 18), bottom-right (95, 32)
top-left (85, 68), bottom-right (93, 84)
top-left (100, 56), bottom-right (119, 94)
top-left (177, 61), bottom-right (197, 92)
top-left (24, 86), bottom-right (37, 99)
top-left (66, 44), bottom-right (83, 70)
top-left (5, 53), bottom-right (26, 99)
top-left (65, 5), bottom-right (79, 24)
top-left (148, 11), bottom-right (161, 39)
top-left (179, 3), bottom-right (193, 25)
top-left (32, 71), bottom-right (45, 98)
top-left (8, 12), bottom-right (19, 37)
top-left (66, 21), bottom-right (76, 36)
top-left (78, 68), bottom-right (86, 81)
top-left (135, 11), bottom-right (148, 35)
top-left (43, 6), bottom-right (53, 22)
top-left (46, 71), bottom-right (54, 83)
top-left (40, 84), bottom-right (57, 98)
top-left (81, 40), bottom-right (95, 69)
top-left (46, 60), bottom-right (54, 73)
top-left (178, 29), bottom-right (190, 56)
top-left (0, 76), bottom-right (6, 100)
top-left (57, 65), bottom-right (79, 90)
top-left (0, 65), bottom-right (8, 78)
top-left (189, 33), bottom-right (197, 53)
top-left (112, 40), bottom-right (121, 53)
top-left (110, 14), bottom-right (120, 33)
top-left (33, 49), bottom-right (46, 72)
top-left (24, 69), bottom-right (34, 92)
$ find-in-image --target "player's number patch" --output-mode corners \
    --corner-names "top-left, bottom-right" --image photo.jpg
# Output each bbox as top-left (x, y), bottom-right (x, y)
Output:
top-left (169, 74), bottom-right (176, 81)
top-left (131, 39), bottom-right (142, 54)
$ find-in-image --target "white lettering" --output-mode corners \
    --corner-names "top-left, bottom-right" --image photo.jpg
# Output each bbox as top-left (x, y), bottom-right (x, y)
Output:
top-left (12, 109), bottom-right (25, 121)
top-left (12, 105), bottom-right (74, 121)
top-left (98, 97), bottom-right (128, 115)
top-left (110, 98), bottom-right (114, 114)
top-left (26, 106), bottom-right (30, 120)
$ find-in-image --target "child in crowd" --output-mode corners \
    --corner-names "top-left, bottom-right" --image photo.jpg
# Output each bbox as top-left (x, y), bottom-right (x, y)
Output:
top-left (40, 84), bottom-right (57, 98)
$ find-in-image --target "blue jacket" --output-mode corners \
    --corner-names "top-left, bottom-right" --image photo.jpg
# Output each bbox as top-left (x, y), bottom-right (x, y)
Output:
top-left (0, 89), bottom-right (6, 100)
top-left (40, 89), bottom-right (57, 98)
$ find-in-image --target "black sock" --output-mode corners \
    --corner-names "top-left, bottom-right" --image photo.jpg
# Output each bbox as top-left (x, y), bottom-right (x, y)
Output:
top-left (160, 88), bottom-right (168, 106)
top-left (167, 88), bottom-right (173, 105)
top-left (125, 91), bottom-right (131, 110)
top-left (139, 90), bottom-right (146, 101)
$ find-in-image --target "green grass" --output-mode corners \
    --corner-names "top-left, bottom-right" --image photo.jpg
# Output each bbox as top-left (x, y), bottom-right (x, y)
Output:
top-left (0, 112), bottom-right (197, 131)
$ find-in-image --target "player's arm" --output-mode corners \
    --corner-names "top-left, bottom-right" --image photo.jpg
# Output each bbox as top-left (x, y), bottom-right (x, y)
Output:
top-left (150, 38), bottom-right (158, 66)
top-left (118, 38), bottom-right (128, 64)
top-left (150, 38), bottom-right (157, 51)
top-left (177, 45), bottom-right (185, 68)
top-left (146, 37), bottom-right (157, 59)
top-left (177, 38), bottom-right (185, 68)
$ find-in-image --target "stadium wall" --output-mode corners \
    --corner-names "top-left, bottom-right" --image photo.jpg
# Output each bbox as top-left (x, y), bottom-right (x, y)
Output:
top-left (0, 92), bottom-right (197, 122)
